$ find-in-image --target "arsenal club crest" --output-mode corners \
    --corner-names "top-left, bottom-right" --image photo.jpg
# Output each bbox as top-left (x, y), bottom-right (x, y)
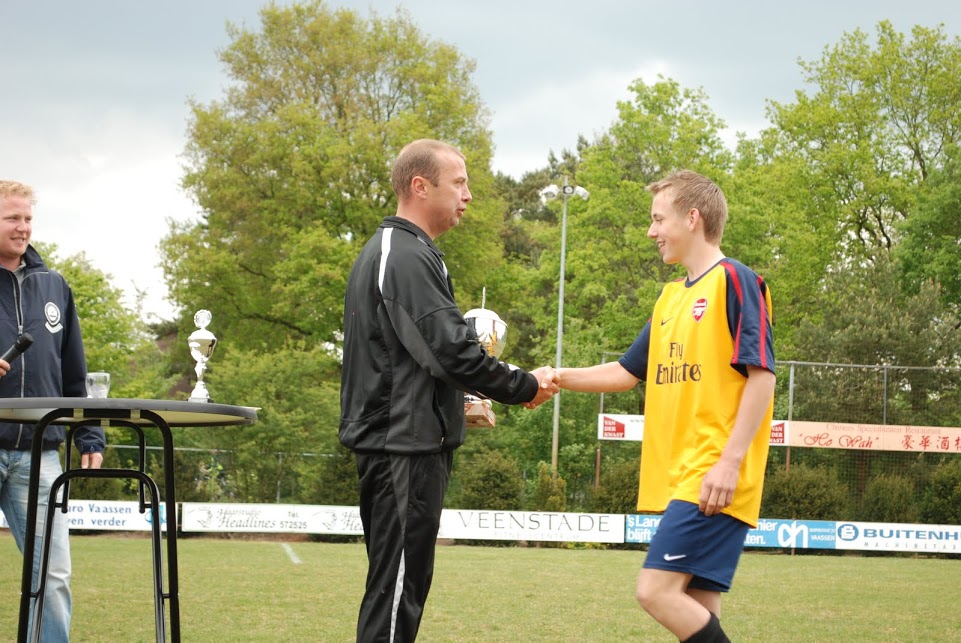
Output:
top-left (692, 298), bottom-right (708, 322)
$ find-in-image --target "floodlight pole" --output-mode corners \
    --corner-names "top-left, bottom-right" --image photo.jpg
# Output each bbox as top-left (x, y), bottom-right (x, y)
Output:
top-left (544, 177), bottom-right (587, 476)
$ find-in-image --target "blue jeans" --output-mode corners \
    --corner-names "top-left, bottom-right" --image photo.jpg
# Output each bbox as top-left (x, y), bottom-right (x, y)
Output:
top-left (0, 449), bottom-right (72, 642)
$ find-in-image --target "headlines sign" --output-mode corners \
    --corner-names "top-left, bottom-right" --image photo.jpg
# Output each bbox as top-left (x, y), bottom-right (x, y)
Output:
top-left (181, 503), bottom-right (363, 535)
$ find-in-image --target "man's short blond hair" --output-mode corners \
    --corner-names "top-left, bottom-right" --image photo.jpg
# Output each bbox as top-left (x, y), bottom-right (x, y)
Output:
top-left (391, 139), bottom-right (465, 202)
top-left (647, 170), bottom-right (727, 243)
top-left (0, 180), bottom-right (36, 204)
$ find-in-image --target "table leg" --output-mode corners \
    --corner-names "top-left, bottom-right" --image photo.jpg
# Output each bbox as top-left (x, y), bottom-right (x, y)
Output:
top-left (17, 414), bottom-right (56, 643)
top-left (141, 410), bottom-right (181, 642)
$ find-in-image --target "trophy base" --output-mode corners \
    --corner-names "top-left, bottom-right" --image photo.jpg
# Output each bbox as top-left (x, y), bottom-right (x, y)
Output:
top-left (465, 398), bottom-right (496, 428)
top-left (188, 382), bottom-right (213, 404)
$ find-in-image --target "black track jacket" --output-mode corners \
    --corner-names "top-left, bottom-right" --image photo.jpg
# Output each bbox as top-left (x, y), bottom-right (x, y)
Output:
top-left (340, 217), bottom-right (538, 454)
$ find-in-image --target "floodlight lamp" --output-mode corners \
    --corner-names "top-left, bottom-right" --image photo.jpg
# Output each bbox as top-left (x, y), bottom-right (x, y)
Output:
top-left (573, 186), bottom-right (590, 200)
top-left (539, 184), bottom-right (560, 204)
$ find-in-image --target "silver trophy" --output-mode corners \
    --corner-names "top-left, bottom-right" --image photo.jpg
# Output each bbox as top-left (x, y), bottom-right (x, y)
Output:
top-left (464, 289), bottom-right (508, 427)
top-left (188, 309), bottom-right (217, 402)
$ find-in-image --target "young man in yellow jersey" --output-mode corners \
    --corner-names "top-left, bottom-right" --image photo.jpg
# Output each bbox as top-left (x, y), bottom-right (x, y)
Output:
top-left (557, 170), bottom-right (775, 643)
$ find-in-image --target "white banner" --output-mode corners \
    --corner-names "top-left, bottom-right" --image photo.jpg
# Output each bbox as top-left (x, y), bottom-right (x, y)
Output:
top-left (10, 501), bottom-right (961, 552)
top-left (439, 509), bottom-right (625, 543)
top-left (181, 502), bottom-right (364, 535)
top-left (597, 414), bottom-right (645, 441)
top-left (0, 500), bottom-right (167, 532)
top-left (182, 504), bottom-right (625, 543)
top-left (834, 521), bottom-right (961, 553)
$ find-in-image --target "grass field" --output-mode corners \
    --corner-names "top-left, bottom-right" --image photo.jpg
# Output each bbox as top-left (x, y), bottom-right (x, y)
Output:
top-left (1, 533), bottom-right (960, 641)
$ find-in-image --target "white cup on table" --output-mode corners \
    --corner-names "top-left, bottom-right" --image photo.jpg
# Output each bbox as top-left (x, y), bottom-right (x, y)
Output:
top-left (85, 372), bottom-right (110, 398)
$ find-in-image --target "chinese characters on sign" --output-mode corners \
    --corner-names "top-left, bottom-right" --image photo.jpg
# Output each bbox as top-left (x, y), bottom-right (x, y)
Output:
top-left (789, 421), bottom-right (961, 453)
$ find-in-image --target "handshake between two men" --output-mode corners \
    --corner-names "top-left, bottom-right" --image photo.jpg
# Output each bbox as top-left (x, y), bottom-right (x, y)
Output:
top-left (523, 366), bottom-right (560, 409)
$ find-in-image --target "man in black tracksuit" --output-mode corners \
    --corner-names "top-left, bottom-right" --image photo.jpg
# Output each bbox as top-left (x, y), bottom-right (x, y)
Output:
top-left (340, 140), bottom-right (556, 642)
top-left (0, 179), bottom-right (104, 642)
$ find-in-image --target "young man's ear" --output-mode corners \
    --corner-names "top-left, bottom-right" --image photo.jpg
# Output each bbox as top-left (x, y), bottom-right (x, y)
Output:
top-left (687, 208), bottom-right (701, 231)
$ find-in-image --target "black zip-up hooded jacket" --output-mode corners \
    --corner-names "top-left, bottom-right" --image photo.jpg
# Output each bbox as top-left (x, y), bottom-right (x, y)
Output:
top-left (0, 245), bottom-right (103, 453)
top-left (340, 217), bottom-right (538, 454)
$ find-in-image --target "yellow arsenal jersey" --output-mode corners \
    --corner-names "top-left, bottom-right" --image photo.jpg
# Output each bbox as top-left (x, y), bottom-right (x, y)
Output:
top-left (619, 258), bottom-right (774, 526)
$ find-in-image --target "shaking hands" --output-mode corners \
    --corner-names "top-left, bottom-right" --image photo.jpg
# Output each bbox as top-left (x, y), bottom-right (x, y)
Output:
top-left (524, 366), bottom-right (560, 409)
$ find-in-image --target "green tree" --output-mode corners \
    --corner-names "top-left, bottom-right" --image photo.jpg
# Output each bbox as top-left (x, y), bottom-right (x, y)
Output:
top-left (592, 457), bottom-right (639, 515)
top-left (727, 137), bottom-right (836, 353)
top-left (790, 255), bottom-right (961, 426)
top-left (163, 1), bottom-right (501, 350)
top-left (183, 342), bottom-right (342, 502)
top-left (302, 445), bottom-right (358, 506)
top-left (41, 245), bottom-right (153, 388)
top-left (742, 21), bottom-right (961, 354)
top-left (529, 462), bottom-right (566, 512)
top-left (857, 473), bottom-right (919, 523)
top-left (484, 76), bottom-right (761, 507)
top-left (42, 244), bottom-right (175, 401)
top-left (761, 464), bottom-right (851, 520)
top-left (453, 448), bottom-right (524, 511)
top-left (897, 144), bottom-right (961, 314)
top-left (919, 459), bottom-right (961, 525)
top-left (767, 21), bottom-right (961, 260)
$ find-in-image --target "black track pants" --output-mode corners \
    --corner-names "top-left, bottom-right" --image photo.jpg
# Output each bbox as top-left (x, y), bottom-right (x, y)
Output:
top-left (355, 451), bottom-right (453, 643)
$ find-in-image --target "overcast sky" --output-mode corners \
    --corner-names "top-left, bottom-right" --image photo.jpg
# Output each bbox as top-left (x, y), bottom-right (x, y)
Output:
top-left (2, 1), bottom-right (959, 321)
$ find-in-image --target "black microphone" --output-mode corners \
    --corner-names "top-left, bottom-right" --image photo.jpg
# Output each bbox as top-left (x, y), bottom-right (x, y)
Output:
top-left (1, 333), bottom-right (34, 363)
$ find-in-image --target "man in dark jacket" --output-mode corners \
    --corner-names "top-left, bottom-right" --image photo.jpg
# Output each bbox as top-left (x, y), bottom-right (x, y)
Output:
top-left (0, 180), bottom-right (104, 642)
top-left (340, 139), bottom-right (556, 642)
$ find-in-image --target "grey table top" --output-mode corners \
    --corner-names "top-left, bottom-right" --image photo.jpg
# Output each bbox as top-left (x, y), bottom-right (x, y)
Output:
top-left (0, 397), bottom-right (258, 427)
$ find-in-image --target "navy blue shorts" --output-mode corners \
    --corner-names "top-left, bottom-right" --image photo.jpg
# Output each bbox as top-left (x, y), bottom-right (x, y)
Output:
top-left (643, 499), bottom-right (750, 592)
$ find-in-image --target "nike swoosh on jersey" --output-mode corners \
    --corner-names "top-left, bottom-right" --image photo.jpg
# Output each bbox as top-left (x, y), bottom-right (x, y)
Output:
top-left (663, 553), bottom-right (687, 561)
top-left (660, 317), bottom-right (674, 326)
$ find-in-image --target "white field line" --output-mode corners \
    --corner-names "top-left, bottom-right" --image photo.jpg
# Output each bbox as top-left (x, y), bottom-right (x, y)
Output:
top-left (281, 542), bottom-right (302, 565)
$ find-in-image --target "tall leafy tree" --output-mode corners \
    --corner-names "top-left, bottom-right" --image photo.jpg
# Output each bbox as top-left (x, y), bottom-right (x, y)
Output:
top-left (896, 144), bottom-right (961, 314)
top-left (727, 134), bottom-right (836, 353)
top-left (767, 21), bottom-right (961, 259)
top-left (162, 1), bottom-right (502, 349)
